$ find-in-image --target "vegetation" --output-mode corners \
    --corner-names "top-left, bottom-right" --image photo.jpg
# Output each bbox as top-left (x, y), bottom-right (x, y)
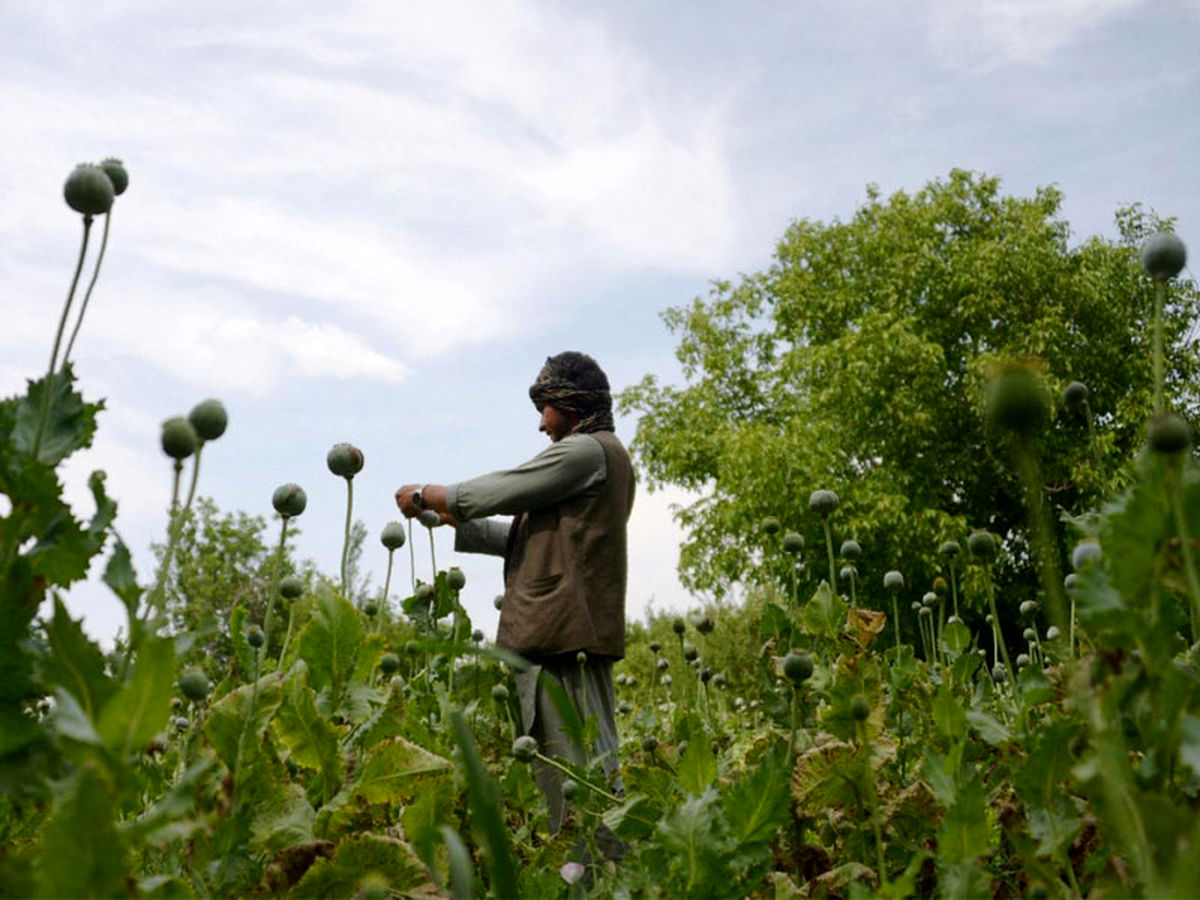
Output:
top-left (1, 162), bottom-right (1199, 898)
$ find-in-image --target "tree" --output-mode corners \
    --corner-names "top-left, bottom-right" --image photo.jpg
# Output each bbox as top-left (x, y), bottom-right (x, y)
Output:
top-left (619, 170), bottom-right (1199, 612)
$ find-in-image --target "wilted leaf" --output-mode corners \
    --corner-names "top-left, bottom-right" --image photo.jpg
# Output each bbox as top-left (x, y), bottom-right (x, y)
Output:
top-left (351, 737), bottom-right (452, 805)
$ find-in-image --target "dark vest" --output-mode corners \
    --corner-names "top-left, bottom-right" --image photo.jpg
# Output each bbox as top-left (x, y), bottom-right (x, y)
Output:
top-left (495, 431), bottom-right (635, 660)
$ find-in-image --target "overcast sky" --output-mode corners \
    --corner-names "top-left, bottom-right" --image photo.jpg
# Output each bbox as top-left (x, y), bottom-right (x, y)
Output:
top-left (3, 0), bottom-right (1198, 647)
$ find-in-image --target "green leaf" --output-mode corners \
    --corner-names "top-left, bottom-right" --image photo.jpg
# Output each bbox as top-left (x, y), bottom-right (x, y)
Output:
top-left (722, 746), bottom-right (791, 847)
top-left (941, 620), bottom-right (972, 653)
top-left (205, 672), bottom-right (284, 770)
top-left (298, 590), bottom-right (363, 714)
top-left (932, 683), bottom-right (966, 742)
top-left (1028, 795), bottom-right (1084, 857)
top-left (42, 597), bottom-right (116, 721)
top-left (678, 722), bottom-right (718, 796)
top-left (274, 666), bottom-right (343, 799)
top-left (965, 709), bottom-right (1010, 746)
top-left (351, 737), bottom-right (452, 805)
top-left (12, 366), bottom-right (102, 467)
top-left (937, 777), bottom-right (992, 863)
top-left (656, 789), bottom-right (729, 895)
top-left (448, 709), bottom-right (519, 899)
top-left (803, 581), bottom-right (847, 638)
top-left (250, 782), bottom-right (316, 854)
top-left (1179, 715), bottom-right (1200, 775)
top-left (292, 834), bottom-right (431, 899)
top-left (49, 688), bottom-right (101, 745)
top-left (102, 540), bottom-right (142, 626)
top-left (602, 793), bottom-right (663, 841)
top-left (96, 635), bottom-right (174, 756)
top-left (35, 762), bottom-right (130, 899)
top-left (124, 757), bottom-right (220, 846)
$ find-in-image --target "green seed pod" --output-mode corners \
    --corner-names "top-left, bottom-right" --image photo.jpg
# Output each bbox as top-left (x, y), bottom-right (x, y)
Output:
top-left (918, 606), bottom-right (932, 618)
top-left (657, 657), bottom-right (669, 671)
top-left (1023, 627), bottom-right (1036, 641)
top-left (911, 601), bottom-right (922, 612)
top-left (932, 576), bottom-right (948, 596)
top-left (472, 629), bottom-right (484, 643)
top-left (849, 695), bottom-right (870, 722)
top-left (415, 582), bottom-right (436, 602)
top-left (809, 489), bottom-right (839, 518)
top-left (1141, 232), bottom-right (1187, 281)
top-left (782, 531), bottom-right (804, 554)
top-left (380, 521), bottom-right (406, 550)
top-left (178, 667), bottom-right (210, 702)
top-left (695, 614), bottom-right (714, 635)
top-left (1019, 600), bottom-right (1038, 616)
top-left (272, 483), bottom-right (307, 518)
top-left (987, 365), bottom-right (1047, 435)
top-left (1071, 542), bottom-right (1101, 571)
top-left (642, 735), bottom-right (658, 753)
top-left (99, 157), bottom-right (129, 195)
top-left (922, 591), bottom-right (937, 608)
top-left (1062, 380), bottom-right (1089, 411)
top-left (939, 540), bottom-right (961, 558)
top-left (712, 672), bottom-right (726, 687)
top-left (404, 640), bottom-right (420, 655)
top-left (1148, 412), bottom-right (1190, 455)
top-left (1046, 626), bottom-right (1061, 641)
top-left (783, 651), bottom-right (814, 684)
top-left (839, 539), bottom-right (862, 560)
top-left (618, 701), bottom-right (632, 715)
top-left (967, 530), bottom-right (996, 561)
top-left (188, 398), bottom-right (227, 442)
top-left (363, 601), bottom-right (378, 617)
top-left (649, 641), bottom-right (661, 654)
top-left (761, 516), bottom-right (781, 535)
top-left (494, 595), bottom-right (503, 610)
top-left (512, 735), bottom-right (538, 762)
top-left (1016, 653), bottom-right (1031, 668)
top-left (447, 567), bottom-right (466, 590)
top-left (247, 624), bottom-right (264, 648)
top-left (379, 652), bottom-right (400, 675)
top-left (883, 570), bottom-right (904, 592)
top-left (991, 663), bottom-right (1007, 682)
top-left (839, 565), bottom-right (857, 582)
top-left (326, 442), bottom-right (364, 478)
top-left (672, 617), bottom-right (686, 635)
top-left (661, 674), bottom-right (673, 687)
top-left (985, 614), bottom-right (994, 625)
top-left (700, 666), bottom-right (712, 684)
top-left (161, 416), bottom-right (198, 460)
top-left (278, 574), bottom-right (304, 599)
top-left (174, 715), bottom-right (190, 733)
top-left (561, 779), bottom-right (580, 800)
top-left (491, 684), bottom-right (510, 703)
top-left (576, 651), bottom-right (588, 666)
top-left (682, 642), bottom-right (699, 663)
top-left (418, 509), bottom-right (441, 529)
top-left (63, 163), bottom-right (115, 215)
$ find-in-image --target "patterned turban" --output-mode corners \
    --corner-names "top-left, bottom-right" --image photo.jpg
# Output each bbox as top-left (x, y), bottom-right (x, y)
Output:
top-left (528, 352), bottom-right (614, 434)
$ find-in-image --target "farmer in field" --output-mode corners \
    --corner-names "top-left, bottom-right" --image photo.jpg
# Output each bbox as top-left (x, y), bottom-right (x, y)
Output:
top-left (395, 350), bottom-right (635, 833)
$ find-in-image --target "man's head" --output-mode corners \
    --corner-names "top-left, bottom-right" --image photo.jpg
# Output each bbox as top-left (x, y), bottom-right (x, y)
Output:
top-left (529, 351), bottom-right (614, 438)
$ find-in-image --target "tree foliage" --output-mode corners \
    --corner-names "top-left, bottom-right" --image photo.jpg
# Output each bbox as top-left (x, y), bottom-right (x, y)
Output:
top-left (619, 170), bottom-right (1200, 603)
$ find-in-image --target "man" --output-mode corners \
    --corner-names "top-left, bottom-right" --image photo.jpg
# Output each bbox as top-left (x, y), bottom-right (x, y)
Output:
top-left (395, 351), bottom-right (635, 832)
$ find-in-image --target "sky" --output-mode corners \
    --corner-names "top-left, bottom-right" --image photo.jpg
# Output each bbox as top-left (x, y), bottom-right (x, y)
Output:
top-left (2, 0), bottom-right (1198, 647)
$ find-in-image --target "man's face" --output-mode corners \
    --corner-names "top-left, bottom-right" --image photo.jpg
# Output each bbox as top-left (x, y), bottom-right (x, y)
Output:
top-left (538, 405), bottom-right (577, 442)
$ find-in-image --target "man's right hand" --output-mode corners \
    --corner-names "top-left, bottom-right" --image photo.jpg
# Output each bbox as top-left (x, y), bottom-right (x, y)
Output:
top-left (395, 483), bottom-right (424, 518)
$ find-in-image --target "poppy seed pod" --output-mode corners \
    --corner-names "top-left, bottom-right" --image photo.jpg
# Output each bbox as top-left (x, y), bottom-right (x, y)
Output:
top-left (447, 567), bottom-right (466, 590)
top-left (1062, 381), bottom-right (1089, 411)
top-left (1072, 542), bottom-right (1101, 571)
top-left (968, 531), bottom-right (997, 561)
top-left (326, 442), bottom-right (364, 478)
top-left (64, 163), bottom-right (114, 215)
top-left (380, 521), bottom-right (406, 550)
top-left (161, 417), bottom-right (198, 460)
top-left (99, 157), bottom-right (129, 195)
top-left (188, 398), bottom-right (227, 442)
top-left (839, 539), bottom-right (862, 560)
top-left (1148, 412), bottom-right (1190, 455)
top-left (278, 575), bottom-right (304, 599)
top-left (783, 651), bottom-right (814, 684)
top-left (939, 540), bottom-right (961, 558)
top-left (809, 489), bottom-right (839, 518)
top-left (418, 509), bottom-right (441, 529)
top-left (491, 684), bottom-right (509, 702)
top-left (512, 735), bottom-right (538, 762)
top-left (380, 652), bottom-right (400, 675)
top-left (247, 624), bottom-right (264, 648)
top-left (178, 667), bottom-right (210, 702)
top-left (987, 365), bottom-right (1047, 435)
top-left (782, 531), bottom-right (804, 554)
top-left (1141, 232), bottom-right (1187, 281)
top-left (883, 570), bottom-right (904, 592)
top-left (762, 516), bottom-right (781, 535)
top-left (850, 695), bottom-right (870, 722)
top-left (272, 483), bottom-right (307, 518)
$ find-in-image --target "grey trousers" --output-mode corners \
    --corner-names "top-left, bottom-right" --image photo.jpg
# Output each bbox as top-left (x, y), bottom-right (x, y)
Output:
top-left (515, 656), bottom-right (621, 832)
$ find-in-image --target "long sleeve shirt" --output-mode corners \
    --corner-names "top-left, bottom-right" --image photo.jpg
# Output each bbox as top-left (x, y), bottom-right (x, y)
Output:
top-left (449, 433), bottom-right (608, 557)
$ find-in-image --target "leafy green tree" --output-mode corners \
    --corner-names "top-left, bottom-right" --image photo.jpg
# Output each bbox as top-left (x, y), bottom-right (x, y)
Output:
top-left (620, 170), bottom-right (1199, 611)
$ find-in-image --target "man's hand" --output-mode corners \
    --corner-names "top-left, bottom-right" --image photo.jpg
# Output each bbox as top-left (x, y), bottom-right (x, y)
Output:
top-left (395, 483), bottom-right (454, 523)
top-left (395, 483), bottom-right (424, 518)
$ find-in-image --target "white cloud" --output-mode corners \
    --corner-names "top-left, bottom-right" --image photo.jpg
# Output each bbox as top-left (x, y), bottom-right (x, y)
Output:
top-left (926, 0), bottom-right (1146, 69)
